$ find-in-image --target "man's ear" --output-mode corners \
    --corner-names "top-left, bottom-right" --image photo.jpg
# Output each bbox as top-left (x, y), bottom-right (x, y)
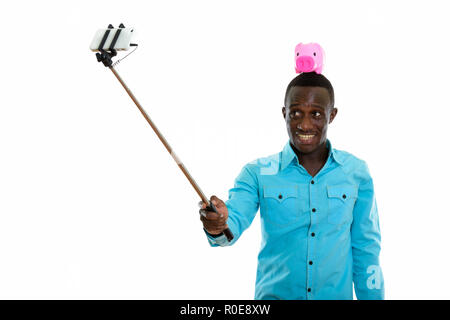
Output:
top-left (329, 107), bottom-right (338, 124)
top-left (282, 106), bottom-right (286, 119)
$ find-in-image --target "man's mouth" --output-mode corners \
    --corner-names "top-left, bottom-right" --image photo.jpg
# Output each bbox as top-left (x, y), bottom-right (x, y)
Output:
top-left (296, 133), bottom-right (316, 144)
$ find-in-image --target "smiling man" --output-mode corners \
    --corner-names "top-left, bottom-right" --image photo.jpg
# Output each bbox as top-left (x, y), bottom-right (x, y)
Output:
top-left (199, 72), bottom-right (384, 300)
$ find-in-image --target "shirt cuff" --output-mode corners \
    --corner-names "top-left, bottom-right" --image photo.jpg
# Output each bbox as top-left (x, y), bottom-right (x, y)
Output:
top-left (203, 228), bottom-right (229, 247)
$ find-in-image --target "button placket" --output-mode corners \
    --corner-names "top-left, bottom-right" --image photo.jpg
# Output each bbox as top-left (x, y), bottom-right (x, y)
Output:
top-left (306, 177), bottom-right (318, 300)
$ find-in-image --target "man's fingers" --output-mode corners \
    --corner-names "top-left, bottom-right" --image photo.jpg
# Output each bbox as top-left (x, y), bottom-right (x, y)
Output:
top-left (200, 215), bottom-right (227, 231)
top-left (202, 223), bottom-right (229, 235)
top-left (199, 209), bottom-right (224, 221)
top-left (199, 196), bottom-right (228, 236)
top-left (200, 213), bottom-right (226, 227)
top-left (207, 209), bottom-right (225, 220)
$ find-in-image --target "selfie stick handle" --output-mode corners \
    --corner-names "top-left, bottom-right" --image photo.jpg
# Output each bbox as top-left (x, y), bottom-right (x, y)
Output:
top-left (109, 66), bottom-right (234, 242)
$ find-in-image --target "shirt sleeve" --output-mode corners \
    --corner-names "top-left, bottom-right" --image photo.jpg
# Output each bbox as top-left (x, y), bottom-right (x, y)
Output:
top-left (206, 164), bottom-right (260, 247)
top-left (351, 161), bottom-right (385, 300)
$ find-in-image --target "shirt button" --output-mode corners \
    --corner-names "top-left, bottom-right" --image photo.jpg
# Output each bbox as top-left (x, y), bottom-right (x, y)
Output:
top-left (311, 180), bottom-right (315, 184)
top-left (311, 232), bottom-right (315, 237)
top-left (309, 261), bottom-right (313, 265)
top-left (342, 194), bottom-right (347, 199)
top-left (312, 208), bottom-right (316, 212)
top-left (307, 288), bottom-right (311, 292)
top-left (278, 194), bottom-right (283, 199)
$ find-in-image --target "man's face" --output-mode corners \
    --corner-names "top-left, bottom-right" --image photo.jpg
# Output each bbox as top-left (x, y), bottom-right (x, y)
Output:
top-left (282, 86), bottom-right (337, 154)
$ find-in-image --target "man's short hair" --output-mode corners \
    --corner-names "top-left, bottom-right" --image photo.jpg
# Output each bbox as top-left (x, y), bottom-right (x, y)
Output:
top-left (284, 72), bottom-right (335, 109)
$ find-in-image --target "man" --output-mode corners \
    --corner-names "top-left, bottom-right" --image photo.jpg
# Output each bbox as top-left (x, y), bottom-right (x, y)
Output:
top-left (199, 72), bottom-right (384, 300)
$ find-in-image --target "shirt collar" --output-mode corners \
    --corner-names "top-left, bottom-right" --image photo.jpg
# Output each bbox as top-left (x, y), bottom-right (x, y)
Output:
top-left (280, 139), bottom-right (343, 171)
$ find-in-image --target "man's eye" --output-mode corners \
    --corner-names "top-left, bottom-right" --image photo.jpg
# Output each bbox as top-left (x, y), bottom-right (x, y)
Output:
top-left (290, 111), bottom-right (301, 119)
top-left (313, 111), bottom-right (321, 117)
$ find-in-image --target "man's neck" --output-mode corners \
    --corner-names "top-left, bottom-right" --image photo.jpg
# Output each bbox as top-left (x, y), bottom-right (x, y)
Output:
top-left (291, 141), bottom-right (329, 175)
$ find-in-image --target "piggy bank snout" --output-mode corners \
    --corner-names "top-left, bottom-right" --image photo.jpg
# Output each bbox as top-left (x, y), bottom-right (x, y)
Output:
top-left (296, 56), bottom-right (315, 73)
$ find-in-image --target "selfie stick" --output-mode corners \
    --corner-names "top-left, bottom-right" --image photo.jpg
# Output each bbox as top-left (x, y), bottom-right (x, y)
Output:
top-left (93, 24), bottom-right (234, 242)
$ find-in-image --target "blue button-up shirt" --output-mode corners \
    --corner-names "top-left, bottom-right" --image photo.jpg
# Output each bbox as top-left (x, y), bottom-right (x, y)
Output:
top-left (205, 139), bottom-right (384, 300)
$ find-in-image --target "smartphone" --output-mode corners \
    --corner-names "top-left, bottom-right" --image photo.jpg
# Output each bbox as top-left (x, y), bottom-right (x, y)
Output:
top-left (90, 27), bottom-right (135, 52)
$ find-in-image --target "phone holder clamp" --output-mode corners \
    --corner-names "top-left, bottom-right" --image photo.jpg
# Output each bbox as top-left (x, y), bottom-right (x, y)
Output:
top-left (94, 23), bottom-right (124, 67)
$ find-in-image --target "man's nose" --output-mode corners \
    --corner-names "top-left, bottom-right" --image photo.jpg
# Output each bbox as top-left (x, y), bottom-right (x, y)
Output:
top-left (297, 116), bottom-right (313, 131)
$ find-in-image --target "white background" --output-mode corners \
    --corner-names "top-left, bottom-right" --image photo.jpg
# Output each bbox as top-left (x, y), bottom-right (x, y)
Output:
top-left (0, 0), bottom-right (449, 299)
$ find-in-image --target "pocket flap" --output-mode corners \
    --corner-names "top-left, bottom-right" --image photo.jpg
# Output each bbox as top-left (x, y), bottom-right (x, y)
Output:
top-left (327, 185), bottom-right (357, 200)
top-left (263, 185), bottom-right (298, 203)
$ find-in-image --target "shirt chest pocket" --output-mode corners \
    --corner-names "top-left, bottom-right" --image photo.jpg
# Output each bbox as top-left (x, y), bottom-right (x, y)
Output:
top-left (263, 186), bottom-right (301, 227)
top-left (327, 185), bottom-right (358, 225)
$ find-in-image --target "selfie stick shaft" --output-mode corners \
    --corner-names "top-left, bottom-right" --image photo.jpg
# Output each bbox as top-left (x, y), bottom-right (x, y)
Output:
top-left (109, 66), bottom-right (234, 242)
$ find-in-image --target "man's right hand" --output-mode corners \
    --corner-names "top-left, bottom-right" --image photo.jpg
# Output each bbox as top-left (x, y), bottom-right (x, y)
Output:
top-left (199, 195), bottom-right (229, 235)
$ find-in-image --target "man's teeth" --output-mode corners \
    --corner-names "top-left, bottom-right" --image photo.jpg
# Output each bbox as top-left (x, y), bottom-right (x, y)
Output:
top-left (298, 134), bottom-right (315, 139)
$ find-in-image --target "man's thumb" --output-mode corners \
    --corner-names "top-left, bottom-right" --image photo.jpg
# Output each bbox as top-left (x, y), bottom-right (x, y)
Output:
top-left (210, 195), bottom-right (224, 208)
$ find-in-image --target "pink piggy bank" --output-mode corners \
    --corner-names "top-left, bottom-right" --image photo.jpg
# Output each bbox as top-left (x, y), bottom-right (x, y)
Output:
top-left (295, 42), bottom-right (324, 74)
